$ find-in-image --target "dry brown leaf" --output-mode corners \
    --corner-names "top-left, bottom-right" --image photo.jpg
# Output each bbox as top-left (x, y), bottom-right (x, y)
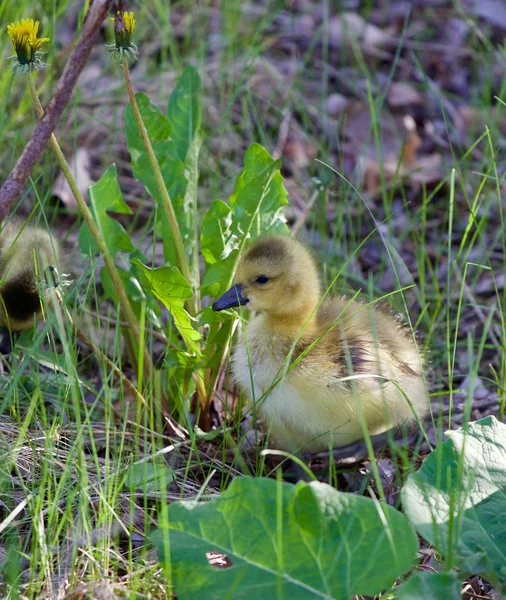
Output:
top-left (387, 82), bottom-right (424, 108)
top-left (462, 0), bottom-right (506, 29)
top-left (476, 272), bottom-right (505, 295)
top-left (360, 115), bottom-right (442, 194)
top-left (408, 153), bottom-right (443, 184)
top-left (327, 12), bottom-right (395, 54)
top-left (282, 130), bottom-right (317, 169)
top-left (402, 115), bottom-right (421, 166)
top-left (52, 148), bottom-right (93, 209)
top-left (326, 93), bottom-right (349, 117)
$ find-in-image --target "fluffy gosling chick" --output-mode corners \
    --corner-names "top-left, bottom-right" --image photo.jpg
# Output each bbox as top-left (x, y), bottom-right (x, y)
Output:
top-left (213, 236), bottom-right (428, 454)
top-left (0, 222), bottom-right (60, 334)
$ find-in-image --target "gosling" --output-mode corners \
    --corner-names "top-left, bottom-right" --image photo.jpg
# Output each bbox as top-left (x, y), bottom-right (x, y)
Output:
top-left (213, 235), bottom-right (428, 454)
top-left (0, 222), bottom-right (60, 349)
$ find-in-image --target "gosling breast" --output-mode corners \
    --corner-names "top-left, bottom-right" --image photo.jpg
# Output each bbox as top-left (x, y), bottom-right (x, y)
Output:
top-left (232, 299), bottom-right (428, 453)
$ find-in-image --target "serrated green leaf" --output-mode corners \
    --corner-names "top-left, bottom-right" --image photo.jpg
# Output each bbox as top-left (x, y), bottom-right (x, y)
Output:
top-left (232, 159), bottom-right (286, 236)
top-left (229, 143), bottom-right (280, 203)
top-left (200, 251), bottom-right (239, 298)
top-left (200, 200), bottom-right (235, 265)
top-left (402, 416), bottom-right (506, 591)
top-left (125, 92), bottom-right (189, 264)
top-left (78, 165), bottom-right (134, 256)
top-left (180, 130), bottom-right (202, 262)
top-left (167, 66), bottom-right (201, 161)
top-left (153, 476), bottom-right (418, 600)
top-left (132, 259), bottom-right (201, 355)
top-left (395, 572), bottom-right (462, 600)
top-left (125, 93), bottom-right (171, 146)
top-left (200, 144), bottom-right (288, 302)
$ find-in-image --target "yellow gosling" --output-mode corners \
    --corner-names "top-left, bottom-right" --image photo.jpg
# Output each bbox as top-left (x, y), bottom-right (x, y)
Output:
top-left (213, 235), bottom-right (429, 453)
top-left (0, 222), bottom-right (60, 332)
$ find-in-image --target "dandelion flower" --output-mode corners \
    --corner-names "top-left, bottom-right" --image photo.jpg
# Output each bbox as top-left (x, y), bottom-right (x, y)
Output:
top-left (7, 18), bottom-right (49, 73)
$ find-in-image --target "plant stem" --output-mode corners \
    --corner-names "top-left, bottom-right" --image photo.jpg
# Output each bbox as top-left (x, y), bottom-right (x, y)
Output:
top-left (120, 57), bottom-right (210, 426)
top-left (27, 71), bottom-right (171, 418)
top-left (121, 56), bottom-right (196, 316)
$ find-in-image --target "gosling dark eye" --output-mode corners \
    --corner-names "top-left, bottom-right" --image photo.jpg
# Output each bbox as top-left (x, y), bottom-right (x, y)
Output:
top-left (255, 275), bottom-right (270, 285)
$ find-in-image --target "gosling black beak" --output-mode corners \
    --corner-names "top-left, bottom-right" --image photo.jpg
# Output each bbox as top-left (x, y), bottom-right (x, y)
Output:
top-left (212, 284), bottom-right (249, 311)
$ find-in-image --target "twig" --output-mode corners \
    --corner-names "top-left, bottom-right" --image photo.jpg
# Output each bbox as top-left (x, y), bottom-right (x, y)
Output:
top-left (291, 189), bottom-right (319, 236)
top-left (0, 0), bottom-right (115, 217)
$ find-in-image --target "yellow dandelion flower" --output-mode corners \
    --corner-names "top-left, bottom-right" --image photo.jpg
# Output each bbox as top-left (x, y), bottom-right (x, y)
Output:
top-left (107, 10), bottom-right (138, 60)
top-left (7, 18), bottom-right (49, 69)
top-left (123, 12), bottom-right (135, 35)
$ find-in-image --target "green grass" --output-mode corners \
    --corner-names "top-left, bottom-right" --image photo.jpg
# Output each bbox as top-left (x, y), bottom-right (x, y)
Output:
top-left (0, 0), bottom-right (505, 597)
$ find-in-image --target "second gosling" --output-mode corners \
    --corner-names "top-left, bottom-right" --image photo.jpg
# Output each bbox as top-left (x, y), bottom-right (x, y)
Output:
top-left (213, 236), bottom-right (429, 454)
top-left (0, 222), bottom-right (60, 333)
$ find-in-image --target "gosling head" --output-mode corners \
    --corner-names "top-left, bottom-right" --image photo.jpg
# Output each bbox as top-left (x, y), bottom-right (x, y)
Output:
top-left (213, 236), bottom-right (321, 324)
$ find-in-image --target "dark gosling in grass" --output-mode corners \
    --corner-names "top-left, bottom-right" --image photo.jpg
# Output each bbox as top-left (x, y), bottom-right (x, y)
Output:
top-left (213, 235), bottom-right (429, 454)
top-left (0, 223), bottom-right (60, 347)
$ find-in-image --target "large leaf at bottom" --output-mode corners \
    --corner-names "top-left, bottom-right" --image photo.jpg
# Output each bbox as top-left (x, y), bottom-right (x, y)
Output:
top-left (402, 416), bottom-right (506, 591)
top-left (395, 571), bottom-right (462, 600)
top-left (153, 476), bottom-right (418, 599)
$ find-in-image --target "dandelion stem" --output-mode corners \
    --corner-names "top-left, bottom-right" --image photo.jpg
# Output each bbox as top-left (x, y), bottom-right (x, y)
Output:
top-left (121, 55), bottom-right (196, 317)
top-left (26, 71), bottom-right (172, 419)
top-left (120, 56), bottom-right (210, 427)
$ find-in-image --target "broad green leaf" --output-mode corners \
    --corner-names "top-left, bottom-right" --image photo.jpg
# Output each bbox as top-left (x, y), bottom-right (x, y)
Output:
top-left (200, 250), bottom-right (238, 298)
top-left (132, 259), bottom-right (201, 356)
top-left (153, 476), bottom-right (418, 599)
top-left (402, 416), bottom-right (506, 591)
top-left (167, 66), bottom-right (201, 161)
top-left (125, 94), bottom-right (186, 204)
top-left (200, 144), bottom-right (288, 301)
top-left (230, 145), bottom-right (288, 226)
top-left (395, 572), bottom-right (462, 600)
top-left (200, 200), bottom-right (234, 265)
top-left (198, 305), bottom-right (235, 328)
top-left (180, 130), bottom-right (202, 261)
top-left (101, 263), bottom-right (162, 325)
top-left (232, 159), bottom-right (285, 236)
top-left (125, 92), bottom-right (188, 264)
top-left (123, 461), bottom-right (173, 493)
top-left (78, 165), bottom-right (134, 256)
top-left (126, 93), bottom-right (171, 145)
top-left (229, 143), bottom-right (281, 203)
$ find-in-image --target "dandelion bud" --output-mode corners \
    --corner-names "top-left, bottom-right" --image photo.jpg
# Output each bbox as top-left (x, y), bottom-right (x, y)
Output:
top-left (106, 11), bottom-right (138, 61)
